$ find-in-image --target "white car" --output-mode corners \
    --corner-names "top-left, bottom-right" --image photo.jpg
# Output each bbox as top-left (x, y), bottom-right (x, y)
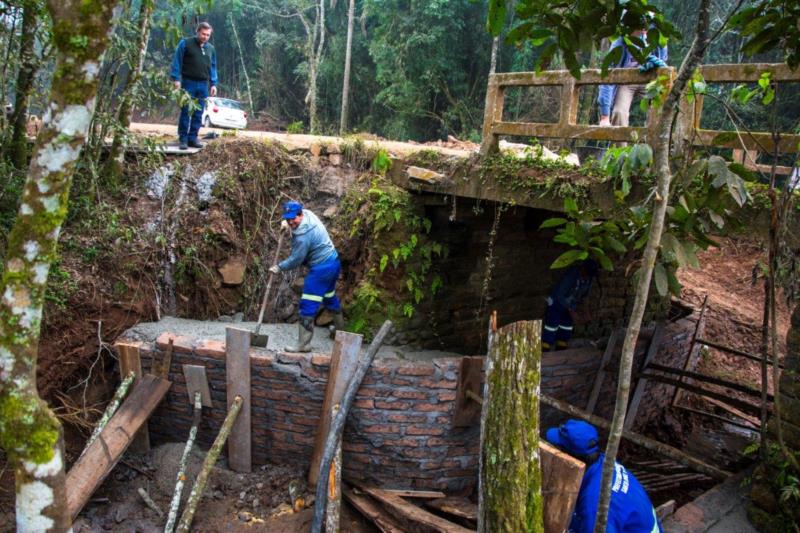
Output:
top-left (202, 97), bottom-right (247, 129)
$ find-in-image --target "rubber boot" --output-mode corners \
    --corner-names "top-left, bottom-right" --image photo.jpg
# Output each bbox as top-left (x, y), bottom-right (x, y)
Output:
top-left (286, 316), bottom-right (314, 352)
top-left (329, 311), bottom-right (346, 339)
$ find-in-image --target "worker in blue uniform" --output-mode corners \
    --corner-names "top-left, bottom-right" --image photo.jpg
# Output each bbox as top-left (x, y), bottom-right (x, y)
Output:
top-left (542, 259), bottom-right (598, 351)
top-left (270, 201), bottom-right (344, 352)
top-left (545, 419), bottom-right (662, 533)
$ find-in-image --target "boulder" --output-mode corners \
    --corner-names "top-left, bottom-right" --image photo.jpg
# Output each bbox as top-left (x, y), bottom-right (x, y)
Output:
top-left (218, 256), bottom-right (246, 285)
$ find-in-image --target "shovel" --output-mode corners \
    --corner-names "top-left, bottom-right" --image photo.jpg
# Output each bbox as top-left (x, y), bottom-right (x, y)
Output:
top-left (252, 228), bottom-right (286, 347)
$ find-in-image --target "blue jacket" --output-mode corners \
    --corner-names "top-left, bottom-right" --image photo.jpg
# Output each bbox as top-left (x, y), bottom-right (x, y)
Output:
top-left (170, 38), bottom-right (218, 87)
top-left (278, 209), bottom-right (337, 271)
top-left (597, 37), bottom-right (668, 117)
top-left (549, 265), bottom-right (594, 311)
top-left (571, 456), bottom-right (661, 533)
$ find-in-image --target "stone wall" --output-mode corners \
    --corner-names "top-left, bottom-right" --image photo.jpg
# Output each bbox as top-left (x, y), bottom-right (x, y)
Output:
top-left (128, 313), bottom-right (697, 492)
top-left (397, 200), bottom-right (669, 354)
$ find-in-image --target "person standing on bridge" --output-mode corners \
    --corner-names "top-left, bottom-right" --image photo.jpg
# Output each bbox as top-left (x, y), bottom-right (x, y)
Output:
top-left (546, 419), bottom-right (662, 533)
top-left (542, 259), bottom-right (598, 351)
top-left (170, 22), bottom-right (218, 150)
top-left (598, 16), bottom-right (668, 128)
top-left (270, 201), bottom-right (345, 352)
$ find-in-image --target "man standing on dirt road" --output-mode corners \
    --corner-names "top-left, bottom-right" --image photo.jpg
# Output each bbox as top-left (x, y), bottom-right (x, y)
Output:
top-left (170, 22), bottom-right (218, 150)
top-left (270, 201), bottom-right (345, 352)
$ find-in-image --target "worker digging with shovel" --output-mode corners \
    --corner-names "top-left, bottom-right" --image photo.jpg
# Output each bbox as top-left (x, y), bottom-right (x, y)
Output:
top-left (269, 201), bottom-right (345, 352)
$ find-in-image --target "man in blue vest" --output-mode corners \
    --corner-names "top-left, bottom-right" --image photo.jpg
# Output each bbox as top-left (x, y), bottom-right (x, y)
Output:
top-left (546, 419), bottom-right (662, 533)
top-left (269, 201), bottom-right (345, 352)
top-left (170, 22), bottom-right (218, 150)
top-left (543, 259), bottom-right (598, 351)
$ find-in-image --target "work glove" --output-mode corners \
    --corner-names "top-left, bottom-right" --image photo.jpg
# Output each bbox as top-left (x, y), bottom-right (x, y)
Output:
top-left (638, 55), bottom-right (667, 73)
top-left (269, 265), bottom-right (281, 275)
top-left (280, 219), bottom-right (290, 231)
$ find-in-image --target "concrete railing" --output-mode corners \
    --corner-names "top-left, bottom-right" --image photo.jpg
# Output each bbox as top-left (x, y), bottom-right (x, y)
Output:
top-left (480, 63), bottom-right (800, 171)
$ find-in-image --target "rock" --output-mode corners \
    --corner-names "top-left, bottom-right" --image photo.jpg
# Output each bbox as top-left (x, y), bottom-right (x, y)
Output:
top-left (291, 277), bottom-right (305, 293)
top-left (218, 256), bottom-right (246, 286)
top-left (218, 315), bottom-right (234, 322)
top-left (213, 489), bottom-right (225, 500)
top-left (256, 482), bottom-right (264, 490)
top-left (316, 309), bottom-right (334, 326)
top-left (233, 312), bottom-right (244, 322)
top-left (279, 302), bottom-right (296, 321)
top-left (750, 482), bottom-right (780, 513)
top-left (322, 205), bottom-right (338, 218)
top-left (310, 143), bottom-right (324, 157)
top-left (329, 153), bottom-right (343, 166)
top-left (114, 507), bottom-right (127, 523)
top-left (327, 143), bottom-right (341, 154)
top-left (407, 166), bottom-right (445, 184)
top-left (238, 511), bottom-right (253, 523)
top-left (239, 490), bottom-right (247, 500)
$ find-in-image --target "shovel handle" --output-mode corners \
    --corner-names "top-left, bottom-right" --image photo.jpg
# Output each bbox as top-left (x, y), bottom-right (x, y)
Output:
top-left (254, 229), bottom-right (286, 335)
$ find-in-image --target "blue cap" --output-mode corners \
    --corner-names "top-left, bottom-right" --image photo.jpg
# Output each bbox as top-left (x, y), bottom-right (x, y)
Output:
top-left (282, 200), bottom-right (303, 220)
top-left (545, 419), bottom-right (600, 456)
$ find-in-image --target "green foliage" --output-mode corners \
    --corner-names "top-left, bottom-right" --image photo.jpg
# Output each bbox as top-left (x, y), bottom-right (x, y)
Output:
top-left (286, 120), bottom-right (305, 134)
top-left (44, 258), bottom-right (77, 310)
top-left (728, 2), bottom-right (800, 69)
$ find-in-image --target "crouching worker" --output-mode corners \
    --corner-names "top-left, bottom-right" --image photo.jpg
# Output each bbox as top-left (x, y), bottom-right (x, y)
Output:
top-left (270, 201), bottom-right (345, 352)
top-left (543, 259), bottom-right (598, 351)
top-left (546, 419), bottom-right (662, 533)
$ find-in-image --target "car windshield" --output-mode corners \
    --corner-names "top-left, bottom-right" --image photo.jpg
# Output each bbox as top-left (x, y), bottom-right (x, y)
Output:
top-left (214, 98), bottom-right (244, 111)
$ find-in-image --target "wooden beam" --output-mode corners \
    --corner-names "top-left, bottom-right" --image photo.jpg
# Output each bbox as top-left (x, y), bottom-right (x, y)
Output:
top-left (674, 296), bottom-right (708, 407)
top-left (425, 497), bottom-right (478, 524)
top-left (453, 356), bottom-right (484, 427)
top-left (116, 342), bottom-right (150, 453)
top-left (698, 62), bottom-right (800, 82)
top-left (343, 489), bottom-right (406, 533)
top-left (67, 374), bottom-right (171, 520)
top-left (586, 330), bottom-right (619, 414)
top-left (362, 487), bottom-right (474, 533)
top-left (642, 372), bottom-right (763, 417)
top-left (676, 405), bottom-right (759, 431)
top-left (382, 489), bottom-right (447, 499)
top-left (695, 336), bottom-right (783, 368)
top-left (649, 362), bottom-right (771, 401)
top-left (226, 327), bottom-right (252, 473)
top-left (309, 331), bottom-right (363, 485)
top-left (541, 394), bottom-right (731, 480)
top-left (625, 326), bottom-right (663, 431)
top-left (541, 441), bottom-right (584, 533)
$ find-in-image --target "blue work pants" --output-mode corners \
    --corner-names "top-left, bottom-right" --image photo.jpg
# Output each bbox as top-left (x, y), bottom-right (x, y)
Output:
top-left (543, 302), bottom-right (574, 350)
top-left (299, 255), bottom-right (342, 318)
top-left (177, 78), bottom-right (209, 143)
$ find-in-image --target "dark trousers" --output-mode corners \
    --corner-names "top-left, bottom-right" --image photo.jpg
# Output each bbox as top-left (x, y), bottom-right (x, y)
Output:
top-left (177, 78), bottom-right (209, 142)
top-left (543, 303), bottom-right (574, 350)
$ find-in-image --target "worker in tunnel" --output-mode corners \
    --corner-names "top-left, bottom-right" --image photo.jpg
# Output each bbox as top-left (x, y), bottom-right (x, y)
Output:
top-left (545, 419), bottom-right (662, 533)
top-left (542, 259), bottom-right (599, 351)
top-left (270, 201), bottom-right (345, 352)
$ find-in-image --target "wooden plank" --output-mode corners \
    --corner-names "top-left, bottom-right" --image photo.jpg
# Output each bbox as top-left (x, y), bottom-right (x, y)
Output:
top-left (586, 330), bottom-right (618, 413)
top-left (453, 356), bottom-right (484, 427)
top-left (362, 487), bottom-right (474, 533)
top-left (343, 489), bottom-right (406, 533)
top-left (641, 373), bottom-right (763, 417)
top-left (309, 331), bottom-right (363, 485)
top-left (624, 325), bottom-right (662, 430)
top-left (673, 296), bottom-right (708, 407)
top-left (226, 327), bottom-right (252, 473)
top-left (152, 337), bottom-right (174, 379)
top-left (694, 336), bottom-right (783, 368)
top-left (650, 362), bottom-right (772, 401)
top-left (383, 489), bottom-right (446, 499)
top-left (116, 342), bottom-right (150, 454)
top-left (183, 364), bottom-right (213, 407)
top-left (541, 441), bottom-right (585, 533)
top-left (426, 498), bottom-right (477, 522)
top-left (66, 374), bottom-right (171, 520)
top-left (676, 405), bottom-right (759, 431)
top-left (695, 396), bottom-right (761, 428)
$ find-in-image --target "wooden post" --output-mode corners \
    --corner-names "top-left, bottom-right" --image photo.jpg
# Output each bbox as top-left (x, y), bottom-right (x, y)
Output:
top-left (478, 320), bottom-right (544, 533)
top-left (480, 77), bottom-right (505, 156)
top-left (673, 296), bottom-right (708, 406)
top-left (165, 391), bottom-right (203, 533)
top-left (116, 342), bottom-right (150, 453)
top-left (309, 331), bottom-right (362, 485)
top-left (585, 330), bottom-right (619, 414)
top-left (624, 325), bottom-right (662, 430)
top-left (226, 327), bottom-right (252, 472)
top-left (325, 404), bottom-right (342, 533)
top-left (453, 356), bottom-right (484, 427)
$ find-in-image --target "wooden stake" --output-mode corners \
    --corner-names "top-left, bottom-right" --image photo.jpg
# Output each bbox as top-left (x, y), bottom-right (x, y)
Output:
top-left (586, 329), bottom-right (619, 414)
top-left (309, 331), bottom-right (362, 485)
top-left (175, 395), bottom-right (243, 533)
top-left (165, 391), bottom-right (203, 533)
top-left (325, 404), bottom-right (342, 533)
top-left (310, 321), bottom-right (392, 533)
top-left (78, 371), bottom-right (135, 460)
top-left (673, 295), bottom-right (708, 406)
top-left (117, 342), bottom-right (150, 453)
top-left (226, 327), bottom-right (252, 472)
top-left (478, 320), bottom-right (544, 533)
top-left (541, 394), bottom-right (731, 480)
top-left (137, 487), bottom-right (164, 518)
top-left (624, 326), bottom-right (662, 430)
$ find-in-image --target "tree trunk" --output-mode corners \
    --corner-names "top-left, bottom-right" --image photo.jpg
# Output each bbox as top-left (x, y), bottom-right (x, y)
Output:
top-left (103, 0), bottom-right (154, 182)
top-left (338, 0), bottom-right (355, 134)
top-left (8, 0), bottom-right (43, 169)
top-left (478, 320), bottom-right (544, 533)
top-left (165, 391), bottom-right (202, 533)
top-left (0, 1), bottom-right (117, 530)
top-left (308, 0), bottom-right (325, 134)
top-left (229, 12), bottom-right (254, 115)
top-left (593, 3), bottom-right (713, 531)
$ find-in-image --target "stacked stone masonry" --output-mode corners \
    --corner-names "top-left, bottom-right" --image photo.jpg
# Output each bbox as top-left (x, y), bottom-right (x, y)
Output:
top-left (126, 313), bottom-right (697, 492)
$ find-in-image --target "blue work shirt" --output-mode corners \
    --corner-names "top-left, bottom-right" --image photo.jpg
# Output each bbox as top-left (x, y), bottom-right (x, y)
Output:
top-left (278, 209), bottom-right (337, 271)
top-left (170, 38), bottom-right (218, 87)
top-left (549, 265), bottom-right (594, 311)
top-left (571, 455), bottom-right (661, 533)
top-left (597, 37), bottom-right (668, 117)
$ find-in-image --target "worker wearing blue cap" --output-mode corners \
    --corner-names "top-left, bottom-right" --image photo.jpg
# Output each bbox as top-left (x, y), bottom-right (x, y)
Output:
top-left (545, 419), bottom-right (662, 533)
top-left (269, 201), bottom-right (344, 352)
top-left (543, 259), bottom-right (598, 351)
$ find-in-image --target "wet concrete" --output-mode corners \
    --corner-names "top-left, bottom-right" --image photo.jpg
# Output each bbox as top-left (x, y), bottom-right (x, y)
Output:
top-left (122, 316), bottom-right (464, 360)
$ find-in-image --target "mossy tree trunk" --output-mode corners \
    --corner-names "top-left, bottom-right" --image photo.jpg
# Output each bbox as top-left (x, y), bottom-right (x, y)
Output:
top-left (592, 2), bottom-right (712, 531)
top-left (8, 0), bottom-right (44, 169)
top-left (478, 320), bottom-right (544, 533)
top-left (0, 1), bottom-right (117, 530)
top-left (103, 0), bottom-right (154, 182)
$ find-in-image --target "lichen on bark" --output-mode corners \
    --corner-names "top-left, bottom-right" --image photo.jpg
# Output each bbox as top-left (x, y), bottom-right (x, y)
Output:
top-left (479, 320), bottom-right (544, 532)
